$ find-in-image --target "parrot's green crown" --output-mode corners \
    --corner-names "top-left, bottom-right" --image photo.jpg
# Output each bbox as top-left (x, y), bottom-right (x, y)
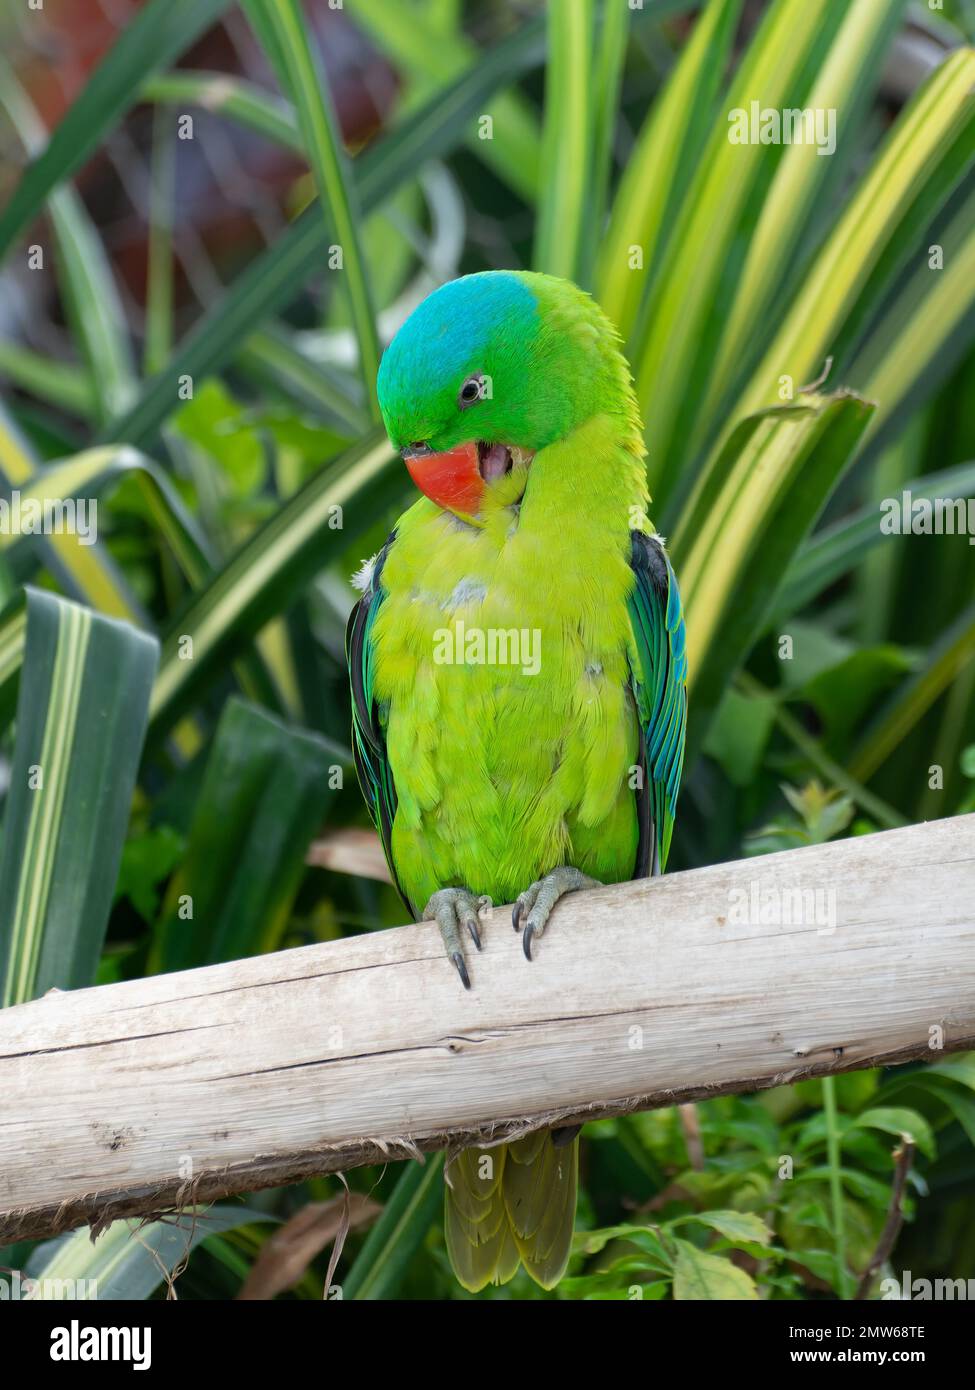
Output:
top-left (377, 271), bottom-right (640, 513)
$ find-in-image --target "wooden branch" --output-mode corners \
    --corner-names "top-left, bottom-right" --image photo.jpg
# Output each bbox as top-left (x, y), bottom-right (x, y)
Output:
top-left (2, 815), bottom-right (974, 1243)
top-left (305, 827), bottom-right (391, 882)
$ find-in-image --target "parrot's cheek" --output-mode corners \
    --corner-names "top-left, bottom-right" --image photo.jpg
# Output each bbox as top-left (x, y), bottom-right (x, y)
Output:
top-left (404, 442), bottom-right (485, 515)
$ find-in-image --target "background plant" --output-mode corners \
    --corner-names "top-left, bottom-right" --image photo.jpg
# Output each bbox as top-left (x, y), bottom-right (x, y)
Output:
top-left (0, 0), bottom-right (973, 1300)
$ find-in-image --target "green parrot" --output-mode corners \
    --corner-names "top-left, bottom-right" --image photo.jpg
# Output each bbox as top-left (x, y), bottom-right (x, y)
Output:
top-left (346, 270), bottom-right (687, 1291)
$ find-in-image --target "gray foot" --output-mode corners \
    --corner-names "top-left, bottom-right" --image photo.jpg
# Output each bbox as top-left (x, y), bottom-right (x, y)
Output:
top-left (511, 866), bottom-right (601, 961)
top-left (423, 887), bottom-right (492, 990)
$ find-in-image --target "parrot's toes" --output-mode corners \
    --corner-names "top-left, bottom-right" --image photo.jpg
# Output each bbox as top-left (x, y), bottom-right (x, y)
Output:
top-left (423, 888), bottom-right (491, 990)
top-left (512, 882), bottom-right (541, 934)
top-left (513, 866), bottom-right (602, 962)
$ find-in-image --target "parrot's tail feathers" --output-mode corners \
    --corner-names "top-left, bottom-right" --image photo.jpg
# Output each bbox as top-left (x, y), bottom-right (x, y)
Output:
top-left (444, 1146), bottom-right (520, 1292)
top-left (444, 1134), bottom-right (579, 1292)
top-left (503, 1132), bottom-right (579, 1290)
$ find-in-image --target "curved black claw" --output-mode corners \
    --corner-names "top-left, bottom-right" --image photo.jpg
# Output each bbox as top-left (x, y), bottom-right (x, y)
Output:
top-left (451, 950), bottom-right (471, 990)
top-left (512, 866), bottom-right (602, 965)
top-left (425, 887), bottom-right (486, 989)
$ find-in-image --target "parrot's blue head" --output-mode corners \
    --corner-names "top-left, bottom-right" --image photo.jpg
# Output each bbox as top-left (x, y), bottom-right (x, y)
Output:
top-left (377, 270), bottom-right (628, 518)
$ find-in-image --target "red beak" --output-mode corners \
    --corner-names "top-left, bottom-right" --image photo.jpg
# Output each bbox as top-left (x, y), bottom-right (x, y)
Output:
top-left (404, 442), bottom-right (484, 515)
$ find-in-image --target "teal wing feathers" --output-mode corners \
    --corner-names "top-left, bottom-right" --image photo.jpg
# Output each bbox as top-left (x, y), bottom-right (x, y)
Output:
top-left (626, 532), bottom-right (688, 876)
top-left (345, 531), bottom-right (415, 915)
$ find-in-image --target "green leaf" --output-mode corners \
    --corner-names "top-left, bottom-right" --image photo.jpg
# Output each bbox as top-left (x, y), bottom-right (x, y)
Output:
top-left (0, 590), bottom-right (158, 1004)
top-left (798, 1164), bottom-right (900, 1208)
top-left (239, 326), bottom-right (368, 436)
top-left (0, 444), bottom-right (212, 587)
top-left (23, 1206), bottom-right (273, 1300)
top-left (853, 1107), bottom-right (936, 1160)
top-left (672, 1238), bottom-right (758, 1299)
top-left (241, 0), bottom-right (380, 418)
top-left (672, 391), bottom-right (875, 752)
top-left (773, 461), bottom-right (975, 621)
top-left (850, 599), bottom-right (975, 781)
top-left (0, 343), bottom-right (97, 422)
top-left (704, 686), bottom-right (777, 786)
top-left (0, 0), bottom-right (233, 261)
top-left (0, 591), bottom-right (27, 728)
top-left (801, 645), bottom-right (917, 750)
top-left (343, 1156), bottom-right (444, 1300)
top-left (114, 825), bottom-right (185, 923)
top-left (854, 185), bottom-right (975, 450)
top-left (585, 0), bottom-right (630, 288)
top-left (787, 1247), bottom-right (840, 1285)
top-left (573, 1223), bottom-right (672, 1269)
top-left (675, 1209), bottom-right (775, 1252)
top-left (143, 105), bottom-right (175, 377)
top-left (142, 70), bottom-right (302, 153)
top-left (534, 0), bottom-right (594, 282)
top-left (150, 697), bottom-right (344, 971)
top-left (172, 382), bottom-right (268, 502)
top-left (0, 403), bottom-right (146, 625)
top-left (0, 441), bottom-right (289, 745)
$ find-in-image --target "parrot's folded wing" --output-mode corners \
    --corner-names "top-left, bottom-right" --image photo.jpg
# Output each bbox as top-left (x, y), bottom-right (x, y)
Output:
top-left (345, 529), bottom-right (415, 915)
top-left (627, 532), bottom-right (688, 876)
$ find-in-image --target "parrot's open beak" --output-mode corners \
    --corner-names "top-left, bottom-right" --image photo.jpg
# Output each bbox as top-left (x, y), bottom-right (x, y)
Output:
top-left (403, 440), bottom-right (534, 515)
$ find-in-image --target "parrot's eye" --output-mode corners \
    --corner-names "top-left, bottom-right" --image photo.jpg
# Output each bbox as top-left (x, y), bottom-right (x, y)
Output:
top-left (459, 374), bottom-right (484, 407)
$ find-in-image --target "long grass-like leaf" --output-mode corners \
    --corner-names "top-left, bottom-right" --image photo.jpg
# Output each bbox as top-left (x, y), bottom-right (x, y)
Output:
top-left (151, 697), bottom-right (345, 972)
top-left (343, 1156), bottom-right (444, 1301)
top-left (672, 391), bottom-right (875, 749)
top-left (0, 344), bottom-right (96, 421)
top-left (24, 1207), bottom-right (273, 1300)
top-left (148, 432), bottom-right (400, 739)
top-left (0, 589), bottom-right (158, 1005)
top-left (534, 0), bottom-right (594, 282)
top-left (850, 600), bottom-right (975, 782)
top-left (0, 445), bottom-right (213, 585)
top-left (586, 0), bottom-right (631, 285)
top-left (241, 0), bottom-right (380, 418)
top-left (854, 186), bottom-right (975, 449)
top-left (0, 59), bottom-right (135, 422)
top-left (144, 106), bottom-right (175, 377)
top-left (142, 71), bottom-right (302, 152)
top-left (0, 403), bottom-right (146, 623)
top-left (773, 460), bottom-right (975, 622)
top-left (238, 327), bottom-right (368, 435)
top-left (0, 592), bottom-right (27, 728)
